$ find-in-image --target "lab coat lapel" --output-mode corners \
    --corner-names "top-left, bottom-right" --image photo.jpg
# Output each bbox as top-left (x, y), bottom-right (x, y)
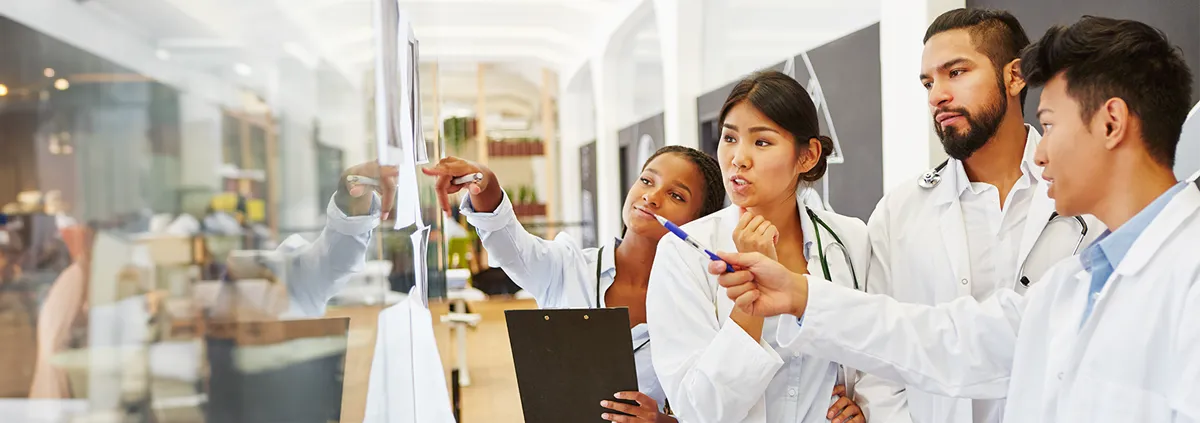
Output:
top-left (1016, 181), bottom-right (1056, 283)
top-left (939, 203), bottom-right (972, 295)
top-left (932, 168), bottom-right (972, 295)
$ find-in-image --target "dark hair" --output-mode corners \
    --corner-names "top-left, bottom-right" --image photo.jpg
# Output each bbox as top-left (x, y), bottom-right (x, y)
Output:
top-left (1021, 16), bottom-right (1193, 167)
top-left (925, 8), bottom-right (1032, 107)
top-left (642, 145), bottom-right (725, 218)
top-left (718, 70), bottom-right (834, 184)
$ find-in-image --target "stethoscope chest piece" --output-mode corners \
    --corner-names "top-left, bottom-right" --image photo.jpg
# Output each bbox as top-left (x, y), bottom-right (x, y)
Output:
top-left (918, 159), bottom-right (951, 189)
top-left (919, 171), bottom-right (941, 188)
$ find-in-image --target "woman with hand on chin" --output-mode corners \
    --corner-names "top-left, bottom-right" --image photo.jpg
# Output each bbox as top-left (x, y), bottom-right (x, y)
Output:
top-left (646, 71), bottom-right (872, 423)
top-left (423, 146), bottom-right (725, 423)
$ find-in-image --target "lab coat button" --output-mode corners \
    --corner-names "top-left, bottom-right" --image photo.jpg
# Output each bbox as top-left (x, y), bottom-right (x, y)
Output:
top-left (787, 387), bottom-right (797, 397)
top-left (1091, 292), bottom-right (1100, 301)
top-left (793, 352), bottom-right (801, 359)
top-left (960, 278), bottom-right (969, 285)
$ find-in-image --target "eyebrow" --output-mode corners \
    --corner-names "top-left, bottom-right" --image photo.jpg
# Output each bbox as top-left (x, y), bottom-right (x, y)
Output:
top-left (1036, 108), bottom-right (1053, 119)
top-left (722, 123), bottom-right (780, 134)
top-left (919, 57), bottom-right (972, 80)
top-left (644, 168), bottom-right (693, 196)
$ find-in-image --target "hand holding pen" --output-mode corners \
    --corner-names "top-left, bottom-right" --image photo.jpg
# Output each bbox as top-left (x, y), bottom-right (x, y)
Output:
top-left (340, 161), bottom-right (398, 219)
top-left (421, 156), bottom-right (498, 215)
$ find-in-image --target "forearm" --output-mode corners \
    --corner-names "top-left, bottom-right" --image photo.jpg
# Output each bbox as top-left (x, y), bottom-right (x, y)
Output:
top-left (785, 276), bottom-right (1021, 399)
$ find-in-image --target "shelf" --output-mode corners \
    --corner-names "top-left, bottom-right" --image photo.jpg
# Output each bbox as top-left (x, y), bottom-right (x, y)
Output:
top-left (488, 141), bottom-right (545, 157)
top-left (513, 203), bottom-right (547, 218)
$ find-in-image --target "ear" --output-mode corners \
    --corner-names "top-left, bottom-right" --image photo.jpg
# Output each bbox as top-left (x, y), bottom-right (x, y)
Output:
top-left (1005, 58), bottom-right (1027, 98)
top-left (1099, 98), bottom-right (1130, 150)
top-left (794, 137), bottom-right (821, 174)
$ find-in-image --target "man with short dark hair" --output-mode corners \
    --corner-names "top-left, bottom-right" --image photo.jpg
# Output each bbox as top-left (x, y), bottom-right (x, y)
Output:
top-left (853, 8), bottom-right (1101, 423)
top-left (714, 15), bottom-right (1200, 423)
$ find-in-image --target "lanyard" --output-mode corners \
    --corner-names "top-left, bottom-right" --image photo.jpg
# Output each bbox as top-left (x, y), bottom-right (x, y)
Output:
top-left (596, 246), bottom-right (651, 354)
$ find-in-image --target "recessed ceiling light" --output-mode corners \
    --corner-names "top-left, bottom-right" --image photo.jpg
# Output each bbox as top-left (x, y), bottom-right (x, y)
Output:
top-left (44, 68), bottom-right (55, 78)
top-left (234, 63), bottom-right (253, 76)
top-left (0, 84), bottom-right (7, 97)
top-left (54, 78), bottom-right (69, 90)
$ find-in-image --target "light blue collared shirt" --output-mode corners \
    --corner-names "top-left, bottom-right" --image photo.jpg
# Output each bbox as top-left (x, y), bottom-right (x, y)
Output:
top-left (1078, 181), bottom-right (1188, 326)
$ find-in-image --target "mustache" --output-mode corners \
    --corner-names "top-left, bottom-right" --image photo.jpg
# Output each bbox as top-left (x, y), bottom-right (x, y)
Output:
top-left (935, 106), bottom-right (971, 118)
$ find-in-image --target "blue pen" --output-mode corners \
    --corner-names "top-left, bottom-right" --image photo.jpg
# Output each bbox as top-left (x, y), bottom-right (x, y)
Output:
top-left (654, 214), bottom-right (735, 273)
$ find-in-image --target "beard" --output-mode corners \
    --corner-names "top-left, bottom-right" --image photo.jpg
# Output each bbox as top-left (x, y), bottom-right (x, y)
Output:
top-left (934, 88), bottom-right (1007, 161)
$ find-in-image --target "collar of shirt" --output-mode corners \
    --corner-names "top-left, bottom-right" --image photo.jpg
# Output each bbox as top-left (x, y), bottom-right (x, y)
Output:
top-left (598, 237), bottom-right (621, 279)
top-left (950, 125), bottom-right (1039, 199)
top-left (1080, 181), bottom-right (1190, 273)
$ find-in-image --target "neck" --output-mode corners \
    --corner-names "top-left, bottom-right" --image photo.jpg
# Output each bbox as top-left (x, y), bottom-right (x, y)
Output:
top-left (613, 231), bottom-right (658, 289)
top-left (748, 193), bottom-right (803, 246)
top-left (962, 115), bottom-right (1028, 188)
top-left (1092, 157), bottom-right (1179, 231)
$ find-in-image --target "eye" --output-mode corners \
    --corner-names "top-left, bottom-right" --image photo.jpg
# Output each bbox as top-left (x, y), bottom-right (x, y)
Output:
top-left (670, 192), bottom-right (685, 202)
top-left (949, 69), bottom-right (965, 78)
top-left (722, 134), bottom-right (736, 143)
top-left (922, 81), bottom-right (933, 90)
top-left (639, 177), bottom-right (652, 185)
top-left (1042, 123), bottom-right (1054, 132)
top-left (754, 139), bottom-right (770, 147)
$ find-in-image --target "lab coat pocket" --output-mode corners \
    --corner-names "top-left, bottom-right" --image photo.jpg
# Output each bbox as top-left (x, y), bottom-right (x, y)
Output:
top-left (1075, 379), bottom-right (1171, 422)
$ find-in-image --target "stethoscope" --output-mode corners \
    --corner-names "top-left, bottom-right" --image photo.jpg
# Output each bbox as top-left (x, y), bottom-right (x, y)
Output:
top-left (1017, 212), bottom-right (1088, 286)
top-left (804, 208), bottom-right (862, 291)
top-left (918, 159), bottom-right (1090, 286)
top-left (596, 246), bottom-right (651, 354)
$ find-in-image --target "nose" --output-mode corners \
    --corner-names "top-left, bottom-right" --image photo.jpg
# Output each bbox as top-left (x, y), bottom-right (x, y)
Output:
top-left (928, 81), bottom-right (952, 110)
top-left (642, 187), bottom-right (664, 208)
top-left (730, 142), bottom-right (752, 169)
top-left (1033, 136), bottom-right (1049, 168)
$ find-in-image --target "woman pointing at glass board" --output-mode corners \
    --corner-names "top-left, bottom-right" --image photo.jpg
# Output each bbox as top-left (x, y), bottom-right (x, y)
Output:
top-left (424, 145), bottom-right (725, 423)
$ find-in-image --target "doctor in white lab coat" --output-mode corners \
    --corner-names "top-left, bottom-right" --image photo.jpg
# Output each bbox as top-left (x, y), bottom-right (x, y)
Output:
top-left (857, 10), bottom-right (1107, 423)
top-left (648, 71), bottom-right (871, 423)
top-left (424, 147), bottom-right (727, 423)
top-left (708, 17), bottom-right (1200, 423)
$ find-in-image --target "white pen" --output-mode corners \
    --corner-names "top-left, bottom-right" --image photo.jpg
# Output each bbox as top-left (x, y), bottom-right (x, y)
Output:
top-left (451, 172), bottom-right (484, 185)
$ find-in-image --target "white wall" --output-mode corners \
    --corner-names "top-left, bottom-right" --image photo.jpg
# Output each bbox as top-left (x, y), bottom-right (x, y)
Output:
top-left (879, 0), bottom-right (963, 192)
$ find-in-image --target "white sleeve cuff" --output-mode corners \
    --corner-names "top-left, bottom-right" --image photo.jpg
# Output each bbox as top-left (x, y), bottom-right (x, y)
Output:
top-left (325, 195), bottom-right (380, 237)
top-left (460, 190), bottom-right (516, 233)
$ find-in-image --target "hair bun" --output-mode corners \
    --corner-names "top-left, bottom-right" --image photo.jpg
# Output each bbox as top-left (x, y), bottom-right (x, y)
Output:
top-left (814, 135), bottom-right (835, 158)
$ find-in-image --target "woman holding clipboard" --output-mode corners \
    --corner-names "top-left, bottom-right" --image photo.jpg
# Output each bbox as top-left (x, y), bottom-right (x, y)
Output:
top-left (424, 146), bottom-right (725, 423)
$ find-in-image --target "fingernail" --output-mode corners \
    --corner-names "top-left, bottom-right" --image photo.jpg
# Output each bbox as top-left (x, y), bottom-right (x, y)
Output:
top-left (601, 413), bottom-right (610, 420)
top-left (613, 392), bottom-right (624, 399)
top-left (600, 401), bottom-right (610, 407)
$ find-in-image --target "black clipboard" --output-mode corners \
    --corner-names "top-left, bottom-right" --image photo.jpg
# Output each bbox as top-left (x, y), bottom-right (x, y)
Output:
top-left (506, 308), bottom-right (640, 423)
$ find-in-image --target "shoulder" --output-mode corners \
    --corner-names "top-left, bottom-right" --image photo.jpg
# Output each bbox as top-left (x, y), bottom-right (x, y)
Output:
top-left (676, 205), bottom-right (739, 240)
top-left (806, 206), bottom-right (864, 236)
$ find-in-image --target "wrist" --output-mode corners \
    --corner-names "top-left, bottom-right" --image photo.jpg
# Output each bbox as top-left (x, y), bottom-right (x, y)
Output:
top-left (789, 272), bottom-right (809, 318)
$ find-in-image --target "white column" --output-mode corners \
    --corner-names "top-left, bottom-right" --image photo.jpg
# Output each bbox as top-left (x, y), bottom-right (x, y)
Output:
top-left (879, 0), bottom-right (963, 192)
top-left (591, 55), bottom-right (623, 241)
top-left (272, 57), bottom-right (321, 230)
top-left (179, 94), bottom-right (223, 192)
top-left (653, 0), bottom-right (703, 148)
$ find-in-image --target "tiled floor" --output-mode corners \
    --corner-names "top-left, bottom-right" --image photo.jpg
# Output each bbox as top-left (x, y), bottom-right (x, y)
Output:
top-left (455, 297), bottom-right (538, 423)
top-left (331, 297), bottom-right (537, 423)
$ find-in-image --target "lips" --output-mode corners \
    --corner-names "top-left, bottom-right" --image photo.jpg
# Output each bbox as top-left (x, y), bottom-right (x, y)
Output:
top-left (935, 112), bottom-right (963, 127)
top-left (633, 205), bottom-right (655, 219)
top-left (729, 174), bottom-right (751, 195)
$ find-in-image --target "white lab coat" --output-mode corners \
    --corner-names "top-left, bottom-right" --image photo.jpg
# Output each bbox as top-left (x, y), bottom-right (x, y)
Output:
top-left (280, 197), bottom-right (380, 318)
top-left (647, 202), bottom-right (870, 423)
top-left (782, 183), bottom-right (1200, 422)
top-left (461, 193), bottom-right (666, 409)
top-left (858, 126), bottom-right (1103, 423)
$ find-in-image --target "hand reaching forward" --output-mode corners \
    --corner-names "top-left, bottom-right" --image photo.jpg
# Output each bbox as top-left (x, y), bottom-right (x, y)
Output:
top-left (707, 251), bottom-right (809, 318)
